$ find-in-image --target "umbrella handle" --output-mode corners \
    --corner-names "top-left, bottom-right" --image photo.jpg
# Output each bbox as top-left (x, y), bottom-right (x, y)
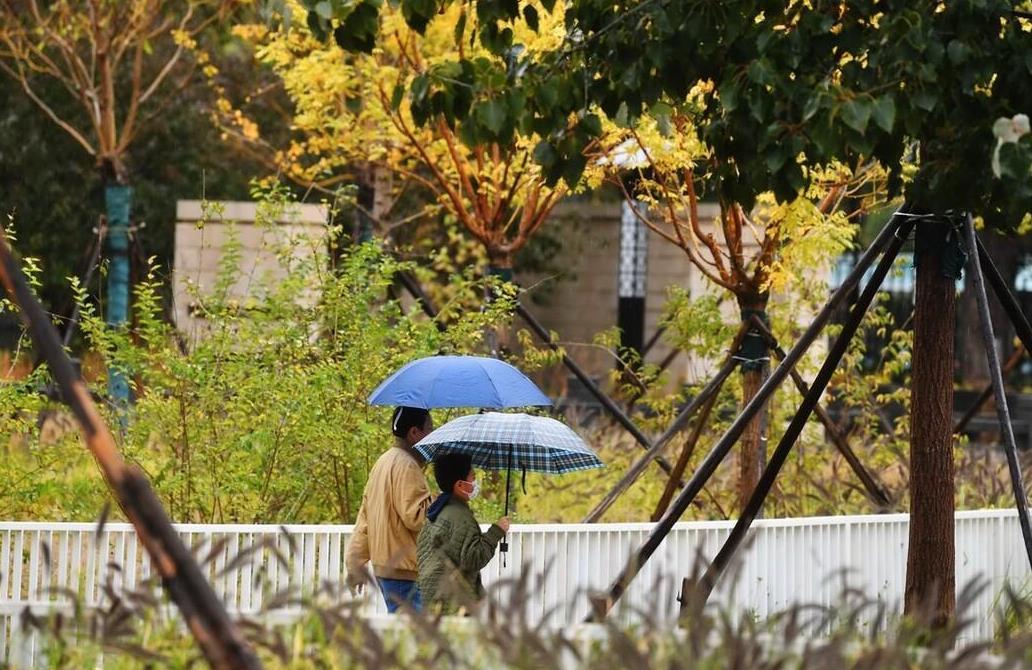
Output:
top-left (504, 445), bottom-right (513, 516)
top-left (502, 445), bottom-right (513, 568)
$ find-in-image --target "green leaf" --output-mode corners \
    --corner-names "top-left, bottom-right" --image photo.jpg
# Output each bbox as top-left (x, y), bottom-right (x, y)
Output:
top-left (390, 83), bottom-right (405, 111)
top-left (454, 9), bottom-right (467, 43)
top-left (912, 89), bottom-right (937, 112)
top-left (578, 113), bottom-right (602, 138)
top-left (841, 98), bottom-right (872, 134)
top-left (650, 101), bottom-right (673, 136)
top-left (765, 147), bottom-right (788, 172)
top-left (314, 1), bottom-right (332, 19)
top-left (561, 154), bottom-right (588, 188)
top-left (401, 0), bottom-right (435, 33)
top-left (533, 140), bottom-right (558, 167)
top-left (998, 143), bottom-right (1032, 180)
top-left (478, 99), bottom-right (507, 134)
top-left (718, 80), bottom-right (739, 113)
top-left (410, 74), bottom-right (429, 103)
top-left (946, 39), bottom-right (971, 65)
top-left (614, 101), bottom-right (630, 128)
top-left (536, 81), bottom-right (558, 110)
top-left (871, 95), bottom-right (896, 133)
top-left (756, 30), bottom-right (775, 54)
top-left (802, 95), bottom-right (821, 122)
top-left (333, 1), bottom-right (379, 53)
top-left (523, 5), bottom-right (539, 31)
top-left (747, 59), bottom-right (774, 86)
top-left (306, 10), bottom-right (327, 41)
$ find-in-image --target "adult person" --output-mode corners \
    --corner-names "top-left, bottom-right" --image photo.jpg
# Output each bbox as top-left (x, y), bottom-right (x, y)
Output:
top-left (346, 406), bottom-right (433, 612)
top-left (417, 452), bottom-right (510, 613)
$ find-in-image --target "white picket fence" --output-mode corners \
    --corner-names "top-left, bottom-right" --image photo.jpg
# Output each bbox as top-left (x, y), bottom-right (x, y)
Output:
top-left (0, 510), bottom-right (1028, 667)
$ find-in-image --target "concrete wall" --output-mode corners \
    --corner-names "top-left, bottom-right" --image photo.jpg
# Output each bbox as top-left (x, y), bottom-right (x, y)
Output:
top-left (171, 198), bottom-right (825, 390)
top-left (173, 200), bottom-right (329, 342)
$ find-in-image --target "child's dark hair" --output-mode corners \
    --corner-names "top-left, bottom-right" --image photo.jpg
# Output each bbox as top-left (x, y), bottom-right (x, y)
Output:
top-left (433, 452), bottom-right (473, 494)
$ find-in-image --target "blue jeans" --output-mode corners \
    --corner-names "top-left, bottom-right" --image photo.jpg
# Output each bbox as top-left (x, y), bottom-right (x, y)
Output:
top-left (377, 578), bottom-right (422, 613)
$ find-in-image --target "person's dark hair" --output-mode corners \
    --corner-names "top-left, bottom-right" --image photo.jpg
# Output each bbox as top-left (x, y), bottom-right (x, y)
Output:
top-left (391, 406), bottom-right (430, 438)
top-left (433, 453), bottom-right (473, 494)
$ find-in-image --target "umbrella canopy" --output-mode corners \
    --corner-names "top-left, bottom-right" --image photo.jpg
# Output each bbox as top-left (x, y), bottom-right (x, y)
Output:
top-left (413, 412), bottom-right (603, 474)
top-left (367, 355), bottom-right (551, 409)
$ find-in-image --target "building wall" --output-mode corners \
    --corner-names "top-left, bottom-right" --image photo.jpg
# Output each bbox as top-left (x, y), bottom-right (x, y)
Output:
top-left (171, 198), bottom-right (826, 393)
top-left (524, 200), bottom-right (770, 391)
top-left (173, 200), bottom-right (329, 342)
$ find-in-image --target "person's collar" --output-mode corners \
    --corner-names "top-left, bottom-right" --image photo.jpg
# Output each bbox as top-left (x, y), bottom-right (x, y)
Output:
top-left (393, 439), bottom-right (425, 464)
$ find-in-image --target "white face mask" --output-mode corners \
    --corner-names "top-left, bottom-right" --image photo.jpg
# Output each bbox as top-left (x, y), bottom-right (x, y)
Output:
top-left (466, 479), bottom-right (481, 501)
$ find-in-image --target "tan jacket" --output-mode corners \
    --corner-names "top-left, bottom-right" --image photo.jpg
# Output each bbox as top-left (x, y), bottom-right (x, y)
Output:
top-left (346, 446), bottom-right (431, 581)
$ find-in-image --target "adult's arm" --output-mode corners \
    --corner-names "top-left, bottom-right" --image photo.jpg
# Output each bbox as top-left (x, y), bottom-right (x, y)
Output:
top-left (345, 500), bottom-right (371, 578)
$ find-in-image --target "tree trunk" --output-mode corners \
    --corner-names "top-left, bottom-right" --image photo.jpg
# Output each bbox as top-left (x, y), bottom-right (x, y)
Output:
top-left (486, 255), bottom-right (515, 356)
top-left (738, 364), bottom-right (769, 511)
top-left (104, 182), bottom-right (133, 404)
top-left (904, 220), bottom-right (957, 626)
top-left (736, 302), bottom-right (770, 513)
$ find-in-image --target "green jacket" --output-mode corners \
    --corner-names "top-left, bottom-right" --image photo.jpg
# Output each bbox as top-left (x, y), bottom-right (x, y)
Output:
top-left (416, 496), bottom-right (504, 612)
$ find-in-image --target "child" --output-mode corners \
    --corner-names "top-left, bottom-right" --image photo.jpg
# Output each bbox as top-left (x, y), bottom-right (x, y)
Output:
top-left (417, 453), bottom-right (510, 613)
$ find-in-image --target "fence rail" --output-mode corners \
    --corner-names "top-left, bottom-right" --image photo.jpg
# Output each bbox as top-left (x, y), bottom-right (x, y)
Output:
top-left (0, 510), bottom-right (1028, 667)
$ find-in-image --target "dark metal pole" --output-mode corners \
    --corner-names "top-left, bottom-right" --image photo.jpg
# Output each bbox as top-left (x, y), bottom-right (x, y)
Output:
top-left (978, 237), bottom-right (1032, 359)
top-left (953, 346), bottom-right (1024, 434)
top-left (62, 223), bottom-right (106, 347)
top-left (750, 315), bottom-right (891, 508)
top-left (516, 301), bottom-right (677, 475)
top-left (685, 229), bottom-right (907, 612)
top-left (395, 270), bottom-right (446, 331)
top-left (582, 322), bottom-right (750, 522)
top-left (965, 217), bottom-right (1032, 572)
top-left (587, 211), bottom-right (911, 621)
top-left (624, 345), bottom-right (679, 412)
top-left (641, 325), bottom-right (667, 358)
top-left (0, 234), bottom-right (262, 670)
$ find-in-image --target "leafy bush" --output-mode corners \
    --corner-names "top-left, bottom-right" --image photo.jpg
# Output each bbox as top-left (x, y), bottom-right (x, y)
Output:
top-left (17, 536), bottom-right (1032, 669)
top-left (0, 196), bottom-right (518, 523)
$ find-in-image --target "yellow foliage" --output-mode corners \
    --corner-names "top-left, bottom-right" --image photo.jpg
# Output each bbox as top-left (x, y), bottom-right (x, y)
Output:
top-left (213, 2), bottom-right (583, 266)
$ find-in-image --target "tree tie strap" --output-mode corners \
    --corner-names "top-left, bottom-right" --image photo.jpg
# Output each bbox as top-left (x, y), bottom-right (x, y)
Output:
top-left (738, 308), bottom-right (771, 372)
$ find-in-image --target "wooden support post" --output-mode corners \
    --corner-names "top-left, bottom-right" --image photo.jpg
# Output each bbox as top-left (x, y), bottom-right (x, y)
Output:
top-left (686, 226), bottom-right (907, 612)
top-left (749, 315), bottom-right (892, 508)
top-left (0, 234), bottom-right (262, 670)
top-left (515, 301), bottom-right (677, 476)
top-left (965, 217), bottom-right (1032, 572)
top-left (583, 322), bottom-right (750, 523)
top-left (585, 212), bottom-right (911, 622)
top-left (650, 359), bottom-right (735, 521)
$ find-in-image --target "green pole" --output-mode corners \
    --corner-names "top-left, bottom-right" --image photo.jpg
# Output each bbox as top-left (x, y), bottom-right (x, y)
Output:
top-left (104, 184), bottom-right (132, 404)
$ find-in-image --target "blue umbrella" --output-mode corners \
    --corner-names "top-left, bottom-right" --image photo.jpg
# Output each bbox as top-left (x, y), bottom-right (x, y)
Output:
top-left (367, 355), bottom-right (551, 409)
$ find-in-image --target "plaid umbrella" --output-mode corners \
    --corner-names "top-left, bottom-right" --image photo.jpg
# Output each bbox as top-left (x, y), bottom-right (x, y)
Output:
top-left (413, 412), bottom-right (603, 475)
top-left (414, 412), bottom-right (603, 563)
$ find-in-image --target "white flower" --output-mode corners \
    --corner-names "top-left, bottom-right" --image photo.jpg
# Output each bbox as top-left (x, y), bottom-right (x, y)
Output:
top-left (1015, 113), bottom-right (1031, 136)
top-left (992, 113), bottom-right (1030, 178)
